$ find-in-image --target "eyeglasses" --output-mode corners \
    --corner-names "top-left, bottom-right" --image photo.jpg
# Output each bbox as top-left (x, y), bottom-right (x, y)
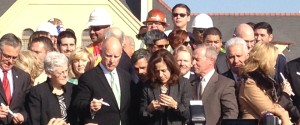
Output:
top-left (146, 22), bottom-right (163, 26)
top-left (183, 41), bottom-right (190, 46)
top-left (172, 13), bottom-right (187, 18)
top-left (193, 28), bottom-right (207, 34)
top-left (89, 25), bottom-right (110, 31)
top-left (154, 44), bottom-right (169, 49)
top-left (244, 40), bottom-right (256, 43)
top-left (53, 69), bottom-right (68, 76)
top-left (0, 49), bottom-right (18, 61)
top-left (136, 33), bottom-right (146, 40)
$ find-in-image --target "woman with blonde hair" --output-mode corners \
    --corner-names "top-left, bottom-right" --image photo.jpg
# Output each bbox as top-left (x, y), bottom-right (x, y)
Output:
top-left (68, 47), bottom-right (95, 85)
top-left (15, 50), bottom-right (44, 85)
top-left (239, 42), bottom-right (293, 125)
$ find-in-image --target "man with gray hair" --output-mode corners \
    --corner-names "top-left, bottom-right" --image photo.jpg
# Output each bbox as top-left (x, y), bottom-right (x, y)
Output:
top-left (0, 33), bottom-right (31, 124)
top-left (222, 37), bottom-right (249, 82)
top-left (74, 36), bottom-right (132, 125)
top-left (191, 44), bottom-right (238, 125)
top-left (222, 37), bottom-right (249, 101)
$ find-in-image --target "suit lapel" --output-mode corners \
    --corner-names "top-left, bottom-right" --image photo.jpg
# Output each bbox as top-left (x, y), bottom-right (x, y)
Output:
top-left (10, 67), bottom-right (19, 105)
top-left (190, 76), bottom-right (200, 100)
top-left (153, 86), bottom-right (160, 100)
top-left (96, 67), bottom-right (119, 109)
top-left (0, 79), bottom-right (7, 104)
top-left (202, 72), bottom-right (218, 102)
top-left (118, 69), bottom-right (127, 110)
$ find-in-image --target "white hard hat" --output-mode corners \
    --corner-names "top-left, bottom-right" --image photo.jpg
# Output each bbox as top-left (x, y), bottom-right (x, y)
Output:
top-left (87, 8), bottom-right (113, 26)
top-left (192, 13), bottom-right (213, 28)
top-left (37, 22), bottom-right (58, 36)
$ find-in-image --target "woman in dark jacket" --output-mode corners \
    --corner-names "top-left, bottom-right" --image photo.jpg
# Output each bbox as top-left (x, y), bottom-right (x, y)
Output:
top-left (140, 49), bottom-right (192, 125)
top-left (27, 51), bottom-right (74, 125)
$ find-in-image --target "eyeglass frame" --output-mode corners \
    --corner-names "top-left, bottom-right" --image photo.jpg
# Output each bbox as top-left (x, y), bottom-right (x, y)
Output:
top-left (193, 28), bottom-right (207, 34)
top-left (172, 13), bottom-right (187, 18)
top-left (0, 49), bottom-right (18, 61)
top-left (89, 25), bottom-right (110, 31)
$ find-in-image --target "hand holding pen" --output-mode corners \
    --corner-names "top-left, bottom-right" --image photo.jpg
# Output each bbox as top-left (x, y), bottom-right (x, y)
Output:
top-left (90, 98), bottom-right (110, 119)
top-left (280, 73), bottom-right (295, 96)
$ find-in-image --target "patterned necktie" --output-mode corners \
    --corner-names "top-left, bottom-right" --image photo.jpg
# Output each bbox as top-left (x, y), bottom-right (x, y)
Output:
top-left (110, 72), bottom-right (120, 108)
top-left (2, 71), bottom-right (11, 105)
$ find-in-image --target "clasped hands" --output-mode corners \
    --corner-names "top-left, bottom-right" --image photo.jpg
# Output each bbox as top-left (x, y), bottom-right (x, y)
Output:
top-left (147, 94), bottom-right (178, 112)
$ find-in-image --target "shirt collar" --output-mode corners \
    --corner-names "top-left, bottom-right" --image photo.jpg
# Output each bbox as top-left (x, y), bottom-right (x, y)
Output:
top-left (202, 69), bottom-right (215, 82)
top-left (100, 63), bottom-right (117, 74)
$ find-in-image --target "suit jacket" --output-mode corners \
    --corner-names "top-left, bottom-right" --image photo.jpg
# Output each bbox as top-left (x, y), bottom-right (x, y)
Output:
top-left (27, 81), bottom-right (74, 125)
top-left (215, 52), bottom-right (230, 74)
top-left (140, 78), bottom-right (192, 125)
top-left (73, 66), bottom-right (132, 125)
top-left (284, 57), bottom-right (300, 111)
top-left (191, 71), bottom-right (238, 125)
top-left (0, 67), bottom-right (31, 124)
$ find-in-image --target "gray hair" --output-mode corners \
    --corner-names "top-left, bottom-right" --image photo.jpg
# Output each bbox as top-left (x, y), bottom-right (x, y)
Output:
top-left (44, 51), bottom-right (68, 73)
top-left (127, 35), bottom-right (135, 47)
top-left (225, 37), bottom-right (248, 54)
top-left (131, 49), bottom-right (151, 64)
top-left (0, 33), bottom-right (22, 49)
top-left (104, 27), bottom-right (124, 44)
top-left (194, 43), bottom-right (218, 61)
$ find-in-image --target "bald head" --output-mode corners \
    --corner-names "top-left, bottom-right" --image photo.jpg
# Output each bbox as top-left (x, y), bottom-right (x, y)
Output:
top-left (101, 36), bottom-right (123, 71)
top-left (234, 23), bottom-right (255, 50)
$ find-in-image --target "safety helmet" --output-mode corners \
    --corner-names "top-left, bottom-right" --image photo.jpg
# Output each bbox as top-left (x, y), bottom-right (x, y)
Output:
top-left (143, 9), bottom-right (167, 25)
top-left (37, 22), bottom-right (59, 36)
top-left (192, 13), bottom-right (213, 28)
top-left (87, 8), bottom-right (113, 26)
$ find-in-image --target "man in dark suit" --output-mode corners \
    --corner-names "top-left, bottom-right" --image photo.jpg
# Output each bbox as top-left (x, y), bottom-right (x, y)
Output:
top-left (222, 37), bottom-right (249, 94)
top-left (73, 36), bottom-right (132, 125)
top-left (203, 27), bottom-right (230, 74)
top-left (192, 44), bottom-right (238, 125)
top-left (0, 33), bottom-right (31, 124)
top-left (284, 57), bottom-right (300, 111)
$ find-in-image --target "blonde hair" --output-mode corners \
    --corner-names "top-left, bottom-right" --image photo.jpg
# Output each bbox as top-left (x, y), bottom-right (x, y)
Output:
top-left (15, 50), bottom-right (44, 83)
top-left (68, 47), bottom-right (95, 78)
top-left (242, 42), bottom-right (278, 76)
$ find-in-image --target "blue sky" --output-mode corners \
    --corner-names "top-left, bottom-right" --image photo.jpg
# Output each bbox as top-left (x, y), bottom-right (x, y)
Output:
top-left (164, 0), bottom-right (300, 13)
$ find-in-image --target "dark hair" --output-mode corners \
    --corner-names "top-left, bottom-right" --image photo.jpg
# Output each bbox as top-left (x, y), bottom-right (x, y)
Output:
top-left (147, 49), bottom-right (181, 87)
top-left (203, 27), bottom-right (222, 40)
top-left (144, 29), bottom-right (167, 45)
top-left (254, 22), bottom-right (273, 35)
top-left (172, 3), bottom-right (191, 16)
top-left (57, 31), bottom-right (77, 46)
top-left (246, 22), bottom-right (255, 29)
top-left (28, 36), bottom-right (54, 51)
top-left (168, 29), bottom-right (188, 49)
top-left (131, 49), bottom-right (151, 64)
top-left (0, 33), bottom-right (22, 49)
top-left (29, 31), bottom-right (50, 43)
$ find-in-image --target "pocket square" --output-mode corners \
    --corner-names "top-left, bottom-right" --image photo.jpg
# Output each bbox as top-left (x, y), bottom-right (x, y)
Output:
top-left (297, 72), bottom-right (300, 76)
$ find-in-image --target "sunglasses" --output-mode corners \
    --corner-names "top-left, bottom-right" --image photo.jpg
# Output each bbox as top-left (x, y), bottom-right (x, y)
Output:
top-left (183, 41), bottom-right (190, 46)
top-left (172, 13), bottom-right (187, 18)
top-left (154, 44), bottom-right (169, 49)
top-left (193, 28), bottom-right (207, 34)
top-left (89, 25), bottom-right (110, 31)
top-left (146, 22), bottom-right (163, 26)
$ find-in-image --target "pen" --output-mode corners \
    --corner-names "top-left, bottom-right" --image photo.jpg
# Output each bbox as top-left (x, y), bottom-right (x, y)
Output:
top-left (92, 98), bottom-right (110, 106)
top-left (280, 73), bottom-right (295, 96)
top-left (1, 103), bottom-right (17, 117)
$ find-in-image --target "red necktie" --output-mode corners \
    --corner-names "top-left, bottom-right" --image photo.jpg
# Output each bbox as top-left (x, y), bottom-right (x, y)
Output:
top-left (3, 71), bottom-right (11, 105)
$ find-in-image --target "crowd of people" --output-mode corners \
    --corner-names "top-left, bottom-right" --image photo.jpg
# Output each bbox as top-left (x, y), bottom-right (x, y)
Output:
top-left (0, 2), bottom-right (300, 125)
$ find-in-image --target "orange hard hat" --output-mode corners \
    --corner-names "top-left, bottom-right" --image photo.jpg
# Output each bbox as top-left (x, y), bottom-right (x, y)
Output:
top-left (143, 9), bottom-right (168, 25)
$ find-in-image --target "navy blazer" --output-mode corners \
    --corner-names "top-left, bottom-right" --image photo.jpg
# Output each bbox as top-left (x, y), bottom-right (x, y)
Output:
top-left (27, 81), bottom-right (74, 125)
top-left (73, 66), bottom-right (132, 125)
top-left (0, 67), bottom-right (31, 124)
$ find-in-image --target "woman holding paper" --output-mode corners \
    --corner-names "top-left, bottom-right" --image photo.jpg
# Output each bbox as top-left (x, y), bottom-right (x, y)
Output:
top-left (27, 52), bottom-right (75, 125)
top-left (139, 49), bottom-right (192, 125)
top-left (239, 42), bottom-right (293, 125)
